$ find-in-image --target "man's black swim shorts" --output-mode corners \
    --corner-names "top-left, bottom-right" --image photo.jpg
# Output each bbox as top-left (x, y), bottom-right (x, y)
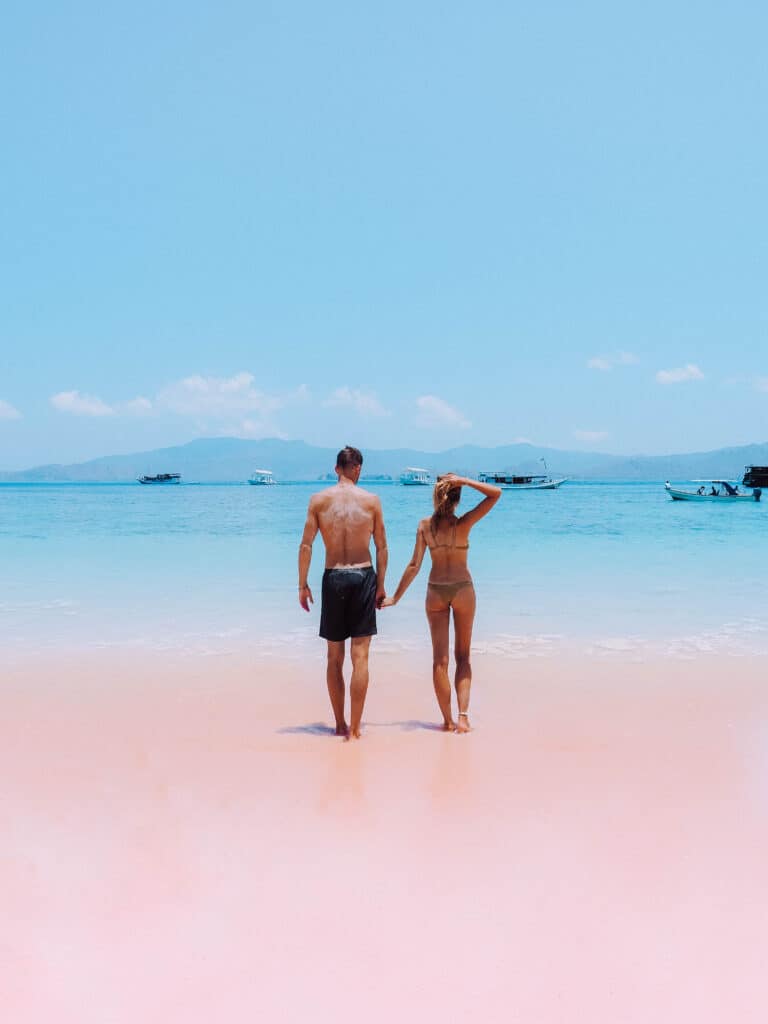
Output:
top-left (319, 567), bottom-right (377, 642)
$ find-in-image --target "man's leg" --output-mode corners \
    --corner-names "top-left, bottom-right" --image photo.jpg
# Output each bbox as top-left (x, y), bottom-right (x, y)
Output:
top-left (348, 636), bottom-right (371, 740)
top-left (326, 640), bottom-right (347, 736)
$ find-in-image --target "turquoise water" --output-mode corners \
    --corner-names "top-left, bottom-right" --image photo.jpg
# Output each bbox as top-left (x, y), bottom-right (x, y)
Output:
top-left (1, 482), bottom-right (766, 659)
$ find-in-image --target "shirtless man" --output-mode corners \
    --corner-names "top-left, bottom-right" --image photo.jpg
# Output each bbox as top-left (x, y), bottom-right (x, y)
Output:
top-left (298, 446), bottom-right (388, 740)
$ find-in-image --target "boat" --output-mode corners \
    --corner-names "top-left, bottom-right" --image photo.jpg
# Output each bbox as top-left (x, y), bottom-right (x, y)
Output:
top-left (478, 472), bottom-right (567, 490)
top-left (137, 473), bottom-right (181, 485)
top-left (665, 481), bottom-right (762, 502)
top-left (248, 469), bottom-right (276, 485)
top-left (743, 465), bottom-right (768, 488)
top-left (400, 467), bottom-right (431, 486)
top-left (479, 457), bottom-right (566, 491)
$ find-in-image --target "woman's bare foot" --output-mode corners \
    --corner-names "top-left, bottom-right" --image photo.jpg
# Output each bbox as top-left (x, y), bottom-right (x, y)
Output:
top-left (335, 723), bottom-right (349, 738)
top-left (344, 726), bottom-right (362, 741)
top-left (455, 712), bottom-right (471, 734)
top-left (442, 719), bottom-right (456, 732)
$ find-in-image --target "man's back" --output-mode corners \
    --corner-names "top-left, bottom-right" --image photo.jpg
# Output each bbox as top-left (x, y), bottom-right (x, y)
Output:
top-left (311, 482), bottom-right (380, 567)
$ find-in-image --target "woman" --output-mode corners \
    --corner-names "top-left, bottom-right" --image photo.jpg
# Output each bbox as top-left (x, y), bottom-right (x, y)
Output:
top-left (383, 474), bottom-right (501, 732)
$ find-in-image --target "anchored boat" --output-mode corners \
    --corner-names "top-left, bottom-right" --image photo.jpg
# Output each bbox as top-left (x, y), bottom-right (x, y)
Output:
top-left (478, 472), bottom-right (567, 490)
top-left (665, 481), bottom-right (762, 502)
top-left (479, 458), bottom-right (566, 491)
top-left (400, 467), bottom-right (431, 485)
top-left (248, 469), bottom-right (276, 485)
top-left (743, 465), bottom-right (768, 488)
top-left (137, 473), bottom-right (181, 485)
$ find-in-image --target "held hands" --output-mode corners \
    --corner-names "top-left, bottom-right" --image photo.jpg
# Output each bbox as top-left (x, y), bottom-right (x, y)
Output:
top-left (298, 584), bottom-right (313, 612)
top-left (375, 586), bottom-right (387, 610)
top-left (380, 596), bottom-right (397, 608)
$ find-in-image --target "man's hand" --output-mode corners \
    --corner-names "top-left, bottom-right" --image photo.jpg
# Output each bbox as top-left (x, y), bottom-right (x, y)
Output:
top-left (376, 586), bottom-right (387, 610)
top-left (299, 584), bottom-right (314, 612)
top-left (381, 596), bottom-right (397, 608)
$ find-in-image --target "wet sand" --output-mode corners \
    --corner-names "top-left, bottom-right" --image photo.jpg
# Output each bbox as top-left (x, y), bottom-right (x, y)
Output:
top-left (3, 649), bottom-right (767, 1022)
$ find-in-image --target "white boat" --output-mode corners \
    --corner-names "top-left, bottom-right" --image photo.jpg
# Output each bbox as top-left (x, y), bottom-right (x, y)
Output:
top-left (248, 469), bottom-right (276, 485)
top-left (138, 473), bottom-right (181, 485)
top-left (400, 467), bottom-right (431, 486)
top-left (478, 471), bottom-right (567, 490)
top-left (479, 457), bottom-right (566, 491)
top-left (665, 481), bottom-right (762, 502)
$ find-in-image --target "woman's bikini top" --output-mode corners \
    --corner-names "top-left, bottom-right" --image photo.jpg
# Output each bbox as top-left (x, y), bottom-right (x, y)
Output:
top-left (424, 521), bottom-right (469, 551)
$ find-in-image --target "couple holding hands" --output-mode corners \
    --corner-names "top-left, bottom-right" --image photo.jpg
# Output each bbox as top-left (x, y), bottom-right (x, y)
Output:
top-left (298, 446), bottom-right (501, 739)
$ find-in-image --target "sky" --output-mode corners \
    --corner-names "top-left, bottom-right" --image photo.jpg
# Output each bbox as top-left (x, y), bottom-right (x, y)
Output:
top-left (1, 0), bottom-right (767, 469)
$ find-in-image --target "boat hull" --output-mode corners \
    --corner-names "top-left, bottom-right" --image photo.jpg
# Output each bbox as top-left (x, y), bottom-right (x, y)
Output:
top-left (496, 478), bottom-right (568, 490)
top-left (138, 478), bottom-right (181, 485)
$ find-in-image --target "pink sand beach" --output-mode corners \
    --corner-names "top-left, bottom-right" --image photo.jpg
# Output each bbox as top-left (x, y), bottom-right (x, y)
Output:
top-left (3, 648), bottom-right (767, 1022)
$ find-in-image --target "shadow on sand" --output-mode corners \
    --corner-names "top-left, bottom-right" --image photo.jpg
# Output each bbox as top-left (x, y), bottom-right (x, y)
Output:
top-left (278, 720), bottom-right (445, 736)
top-left (277, 722), bottom-right (338, 736)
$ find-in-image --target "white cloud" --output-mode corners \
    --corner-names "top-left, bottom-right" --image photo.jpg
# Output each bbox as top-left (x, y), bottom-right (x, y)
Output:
top-left (655, 363), bottom-right (704, 384)
top-left (51, 390), bottom-right (115, 416)
top-left (587, 351), bottom-right (639, 371)
top-left (754, 377), bottom-right (768, 393)
top-left (574, 429), bottom-right (609, 442)
top-left (158, 372), bottom-right (282, 418)
top-left (416, 395), bottom-right (471, 429)
top-left (119, 396), bottom-right (153, 416)
top-left (323, 387), bottom-right (389, 417)
top-left (0, 399), bottom-right (21, 420)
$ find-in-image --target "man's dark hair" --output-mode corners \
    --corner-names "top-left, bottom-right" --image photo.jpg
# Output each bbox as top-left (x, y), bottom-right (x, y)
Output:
top-left (336, 445), bottom-right (363, 470)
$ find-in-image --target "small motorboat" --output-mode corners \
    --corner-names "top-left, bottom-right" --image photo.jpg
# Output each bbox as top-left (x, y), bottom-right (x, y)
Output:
top-left (137, 473), bottom-right (181, 485)
top-left (248, 469), bottom-right (276, 485)
top-left (400, 467), bottom-right (431, 485)
top-left (665, 481), bottom-right (761, 502)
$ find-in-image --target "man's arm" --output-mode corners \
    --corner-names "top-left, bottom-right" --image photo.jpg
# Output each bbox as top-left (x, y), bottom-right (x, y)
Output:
top-left (372, 497), bottom-right (388, 609)
top-left (298, 498), bottom-right (319, 612)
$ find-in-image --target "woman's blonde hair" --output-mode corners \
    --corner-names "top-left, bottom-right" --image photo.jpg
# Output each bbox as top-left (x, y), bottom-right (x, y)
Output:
top-left (431, 475), bottom-right (462, 530)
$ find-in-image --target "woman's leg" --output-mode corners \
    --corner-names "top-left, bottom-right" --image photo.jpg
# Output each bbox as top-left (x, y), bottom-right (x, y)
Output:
top-left (426, 591), bottom-right (454, 730)
top-left (452, 585), bottom-right (476, 732)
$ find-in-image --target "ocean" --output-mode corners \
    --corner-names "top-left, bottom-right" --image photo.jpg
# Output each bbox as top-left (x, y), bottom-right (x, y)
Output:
top-left (1, 481), bottom-right (766, 661)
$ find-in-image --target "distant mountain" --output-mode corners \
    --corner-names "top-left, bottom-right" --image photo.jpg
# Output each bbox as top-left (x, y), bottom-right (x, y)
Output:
top-left (2, 437), bottom-right (767, 483)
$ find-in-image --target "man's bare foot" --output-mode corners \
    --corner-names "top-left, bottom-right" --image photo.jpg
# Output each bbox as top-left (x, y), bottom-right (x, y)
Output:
top-left (344, 726), bottom-right (362, 741)
top-left (442, 719), bottom-right (456, 732)
top-left (455, 713), bottom-right (471, 734)
top-left (335, 723), bottom-right (349, 738)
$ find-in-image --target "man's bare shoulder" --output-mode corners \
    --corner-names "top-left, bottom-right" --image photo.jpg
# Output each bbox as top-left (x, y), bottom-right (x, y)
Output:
top-left (309, 485), bottom-right (339, 505)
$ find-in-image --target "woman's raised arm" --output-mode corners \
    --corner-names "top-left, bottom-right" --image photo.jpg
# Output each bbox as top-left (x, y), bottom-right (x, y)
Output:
top-left (452, 475), bottom-right (502, 528)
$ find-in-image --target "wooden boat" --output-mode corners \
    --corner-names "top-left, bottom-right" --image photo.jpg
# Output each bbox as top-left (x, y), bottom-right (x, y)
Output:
top-left (137, 473), bottom-right (181, 485)
top-left (665, 481), bottom-right (761, 502)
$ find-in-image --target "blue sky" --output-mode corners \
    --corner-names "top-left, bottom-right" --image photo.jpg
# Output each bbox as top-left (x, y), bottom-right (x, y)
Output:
top-left (1, 0), bottom-right (766, 468)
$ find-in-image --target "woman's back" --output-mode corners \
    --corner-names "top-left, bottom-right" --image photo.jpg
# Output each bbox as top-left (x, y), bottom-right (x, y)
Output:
top-left (421, 515), bottom-right (471, 584)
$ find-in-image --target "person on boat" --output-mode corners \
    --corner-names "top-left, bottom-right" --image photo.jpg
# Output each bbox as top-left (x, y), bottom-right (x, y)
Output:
top-left (697, 486), bottom-right (705, 495)
top-left (382, 474), bottom-right (501, 733)
top-left (710, 486), bottom-right (719, 496)
top-left (298, 446), bottom-right (388, 740)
